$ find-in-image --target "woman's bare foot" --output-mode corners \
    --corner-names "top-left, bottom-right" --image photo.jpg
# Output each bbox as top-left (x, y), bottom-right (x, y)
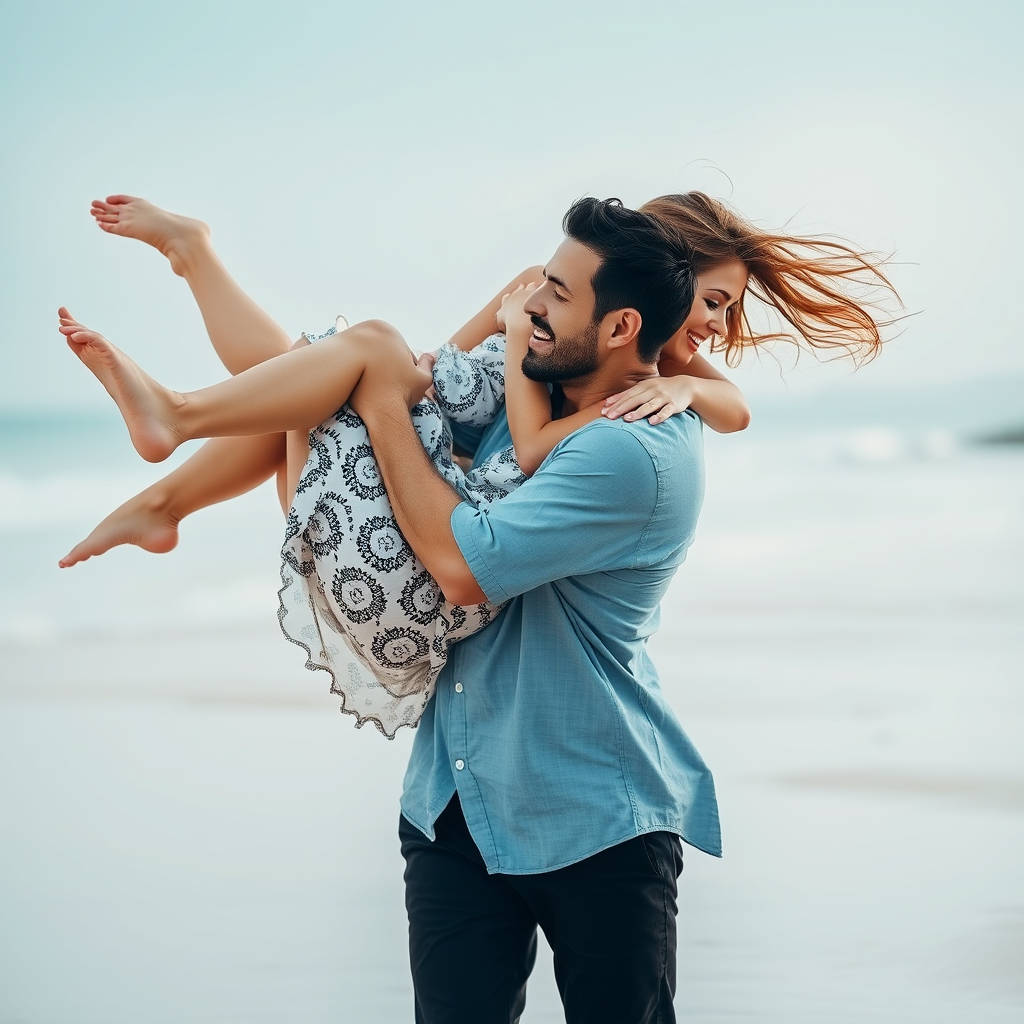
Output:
top-left (59, 489), bottom-right (181, 567)
top-left (58, 307), bottom-right (183, 462)
top-left (90, 195), bottom-right (210, 277)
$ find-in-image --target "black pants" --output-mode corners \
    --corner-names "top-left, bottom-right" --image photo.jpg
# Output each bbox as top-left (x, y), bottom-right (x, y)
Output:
top-left (400, 797), bottom-right (684, 1024)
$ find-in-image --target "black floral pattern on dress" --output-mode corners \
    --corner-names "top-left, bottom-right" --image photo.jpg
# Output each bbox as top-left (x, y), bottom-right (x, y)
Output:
top-left (357, 515), bottom-right (412, 574)
top-left (282, 510), bottom-right (315, 576)
top-left (306, 491), bottom-right (354, 558)
top-left (398, 571), bottom-right (443, 625)
top-left (372, 626), bottom-right (429, 668)
top-left (296, 432), bottom-right (334, 495)
top-left (434, 366), bottom-right (483, 413)
top-left (283, 546), bottom-right (315, 578)
top-left (431, 417), bottom-right (454, 463)
top-left (284, 508), bottom-right (302, 544)
top-left (474, 480), bottom-right (511, 502)
top-left (432, 605), bottom-right (469, 657)
top-left (342, 444), bottom-right (385, 500)
top-left (332, 566), bottom-right (387, 625)
top-left (332, 405), bottom-right (365, 430)
top-left (320, 424), bottom-right (349, 461)
top-left (432, 336), bottom-right (507, 425)
top-left (279, 328), bottom-right (512, 738)
top-left (411, 400), bottom-right (451, 463)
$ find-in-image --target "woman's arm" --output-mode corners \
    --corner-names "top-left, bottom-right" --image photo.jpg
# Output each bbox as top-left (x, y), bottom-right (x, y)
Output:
top-left (602, 351), bottom-right (751, 433)
top-left (501, 286), bottom-right (605, 477)
top-left (447, 266), bottom-right (546, 352)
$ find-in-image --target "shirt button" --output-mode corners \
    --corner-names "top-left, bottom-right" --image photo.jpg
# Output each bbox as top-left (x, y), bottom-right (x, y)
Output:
top-left (454, 682), bottom-right (464, 693)
top-left (454, 759), bottom-right (465, 771)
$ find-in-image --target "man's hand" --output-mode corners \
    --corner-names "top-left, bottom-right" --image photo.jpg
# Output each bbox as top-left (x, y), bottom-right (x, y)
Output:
top-left (349, 345), bottom-right (434, 424)
top-left (417, 352), bottom-right (438, 402)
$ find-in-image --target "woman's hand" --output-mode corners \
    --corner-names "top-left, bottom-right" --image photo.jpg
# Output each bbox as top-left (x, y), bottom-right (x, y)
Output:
top-left (602, 375), bottom-right (698, 426)
top-left (496, 282), bottom-right (537, 338)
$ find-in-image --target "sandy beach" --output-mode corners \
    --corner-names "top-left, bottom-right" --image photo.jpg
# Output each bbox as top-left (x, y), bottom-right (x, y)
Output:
top-left (1, 414), bottom-right (1022, 1023)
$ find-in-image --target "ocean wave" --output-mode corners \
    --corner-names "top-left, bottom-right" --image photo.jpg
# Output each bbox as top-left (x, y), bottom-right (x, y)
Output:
top-left (0, 470), bottom-right (154, 531)
top-left (0, 576), bottom-right (279, 646)
top-left (832, 428), bottom-right (958, 464)
top-left (709, 427), bottom-right (963, 468)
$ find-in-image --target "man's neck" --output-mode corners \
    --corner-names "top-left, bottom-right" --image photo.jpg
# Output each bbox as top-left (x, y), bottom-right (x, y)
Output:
top-left (559, 362), bottom-right (659, 415)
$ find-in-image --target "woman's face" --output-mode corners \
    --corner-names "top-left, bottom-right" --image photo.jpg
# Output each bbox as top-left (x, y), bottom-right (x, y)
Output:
top-left (677, 259), bottom-right (748, 359)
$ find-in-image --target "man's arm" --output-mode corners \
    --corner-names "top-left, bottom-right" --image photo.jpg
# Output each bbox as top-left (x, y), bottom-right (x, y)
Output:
top-left (351, 382), bottom-right (486, 606)
top-left (447, 421), bottom-right (691, 604)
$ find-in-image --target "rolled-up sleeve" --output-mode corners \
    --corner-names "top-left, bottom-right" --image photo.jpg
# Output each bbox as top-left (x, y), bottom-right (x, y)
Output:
top-left (450, 424), bottom-right (661, 603)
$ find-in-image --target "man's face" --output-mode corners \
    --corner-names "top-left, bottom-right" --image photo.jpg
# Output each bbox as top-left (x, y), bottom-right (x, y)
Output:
top-left (521, 238), bottom-right (604, 383)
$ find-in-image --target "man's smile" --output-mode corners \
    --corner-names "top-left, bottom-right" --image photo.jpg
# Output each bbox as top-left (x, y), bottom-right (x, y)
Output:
top-left (530, 314), bottom-right (554, 350)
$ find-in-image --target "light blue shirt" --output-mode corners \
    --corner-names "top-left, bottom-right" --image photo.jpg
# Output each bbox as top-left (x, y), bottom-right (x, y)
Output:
top-left (400, 407), bottom-right (721, 873)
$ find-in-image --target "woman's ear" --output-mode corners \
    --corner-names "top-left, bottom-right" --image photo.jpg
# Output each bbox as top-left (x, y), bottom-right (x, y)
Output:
top-left (605, 308), bottom-right (642, 350)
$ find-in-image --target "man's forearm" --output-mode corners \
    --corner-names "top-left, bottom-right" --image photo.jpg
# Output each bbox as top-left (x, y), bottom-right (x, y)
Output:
top-left (362, 402), bottom-right (486, 605)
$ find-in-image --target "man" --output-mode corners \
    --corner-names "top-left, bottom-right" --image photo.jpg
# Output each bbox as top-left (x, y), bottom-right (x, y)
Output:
top-left (354, 196), bottom-right (722, 1024)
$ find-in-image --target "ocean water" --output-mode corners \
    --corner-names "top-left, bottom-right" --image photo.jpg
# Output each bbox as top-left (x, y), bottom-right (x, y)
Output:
top-left (1, 405), bottom-right (1022, 1022)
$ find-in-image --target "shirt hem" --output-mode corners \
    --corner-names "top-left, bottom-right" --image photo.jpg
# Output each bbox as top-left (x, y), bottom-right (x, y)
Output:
top-left (482, 824), bottom-right (722, 875)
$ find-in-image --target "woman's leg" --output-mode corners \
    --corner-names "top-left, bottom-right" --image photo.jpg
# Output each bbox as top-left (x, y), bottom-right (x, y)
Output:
top-left (61, 336), bottom-right (318, 567)
top-left (59, 433), bottom-right (287, 567)
top-left (91, 195), bottom-right (294, 373)
top-left (57, 312), bottom-right (425, 462)
top-left (92, 194), bottom-right (304, 516)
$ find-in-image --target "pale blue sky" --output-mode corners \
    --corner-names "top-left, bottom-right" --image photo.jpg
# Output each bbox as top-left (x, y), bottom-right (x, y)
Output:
top-left (2, 0), bottom-right (1022, 412)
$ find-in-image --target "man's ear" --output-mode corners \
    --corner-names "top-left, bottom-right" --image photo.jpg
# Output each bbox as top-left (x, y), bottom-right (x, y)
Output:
top-left (605, 308), bottom-right (642, 350)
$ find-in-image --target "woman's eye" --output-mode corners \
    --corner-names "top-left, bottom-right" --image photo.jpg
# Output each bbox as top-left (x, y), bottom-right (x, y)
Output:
top-left (705, 299), bottom-right (719, 311)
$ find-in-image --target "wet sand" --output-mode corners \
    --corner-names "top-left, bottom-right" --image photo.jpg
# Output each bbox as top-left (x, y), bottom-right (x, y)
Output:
top-left (1, 438), bottom-right (1021, 1022)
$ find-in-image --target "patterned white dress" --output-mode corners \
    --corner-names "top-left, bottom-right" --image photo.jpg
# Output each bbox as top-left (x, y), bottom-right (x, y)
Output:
top-left (278, 329), bottom-right (525, 738)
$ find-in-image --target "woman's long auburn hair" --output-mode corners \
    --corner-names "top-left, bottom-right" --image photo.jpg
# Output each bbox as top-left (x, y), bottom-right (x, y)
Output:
top-left (640, 192), bottom-right (900, 366)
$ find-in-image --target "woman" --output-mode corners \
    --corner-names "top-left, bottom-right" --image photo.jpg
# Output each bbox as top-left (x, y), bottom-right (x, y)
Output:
top-left (642, 191), bottom-right (893, 364)
top-left (58, 194), bottom-right (896, 734)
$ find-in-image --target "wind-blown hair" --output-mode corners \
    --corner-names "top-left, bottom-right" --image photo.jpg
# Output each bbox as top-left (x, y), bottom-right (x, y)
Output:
top-left (640, 192), bottom-right (900, 366)
top-left (563, 197), bottom-right (697, 363)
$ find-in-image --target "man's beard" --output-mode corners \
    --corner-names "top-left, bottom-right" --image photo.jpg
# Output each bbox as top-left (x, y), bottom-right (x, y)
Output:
top-left (521, 316), bottom-right (601, 383)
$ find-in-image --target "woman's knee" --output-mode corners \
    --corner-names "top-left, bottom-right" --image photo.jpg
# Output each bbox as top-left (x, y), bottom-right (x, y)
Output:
top-left (344, 319), bottom-right (411, 356)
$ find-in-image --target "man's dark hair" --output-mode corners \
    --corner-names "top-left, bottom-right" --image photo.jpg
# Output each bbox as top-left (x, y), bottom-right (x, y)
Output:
top-left (563, 197), bottom-right (696, 363)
